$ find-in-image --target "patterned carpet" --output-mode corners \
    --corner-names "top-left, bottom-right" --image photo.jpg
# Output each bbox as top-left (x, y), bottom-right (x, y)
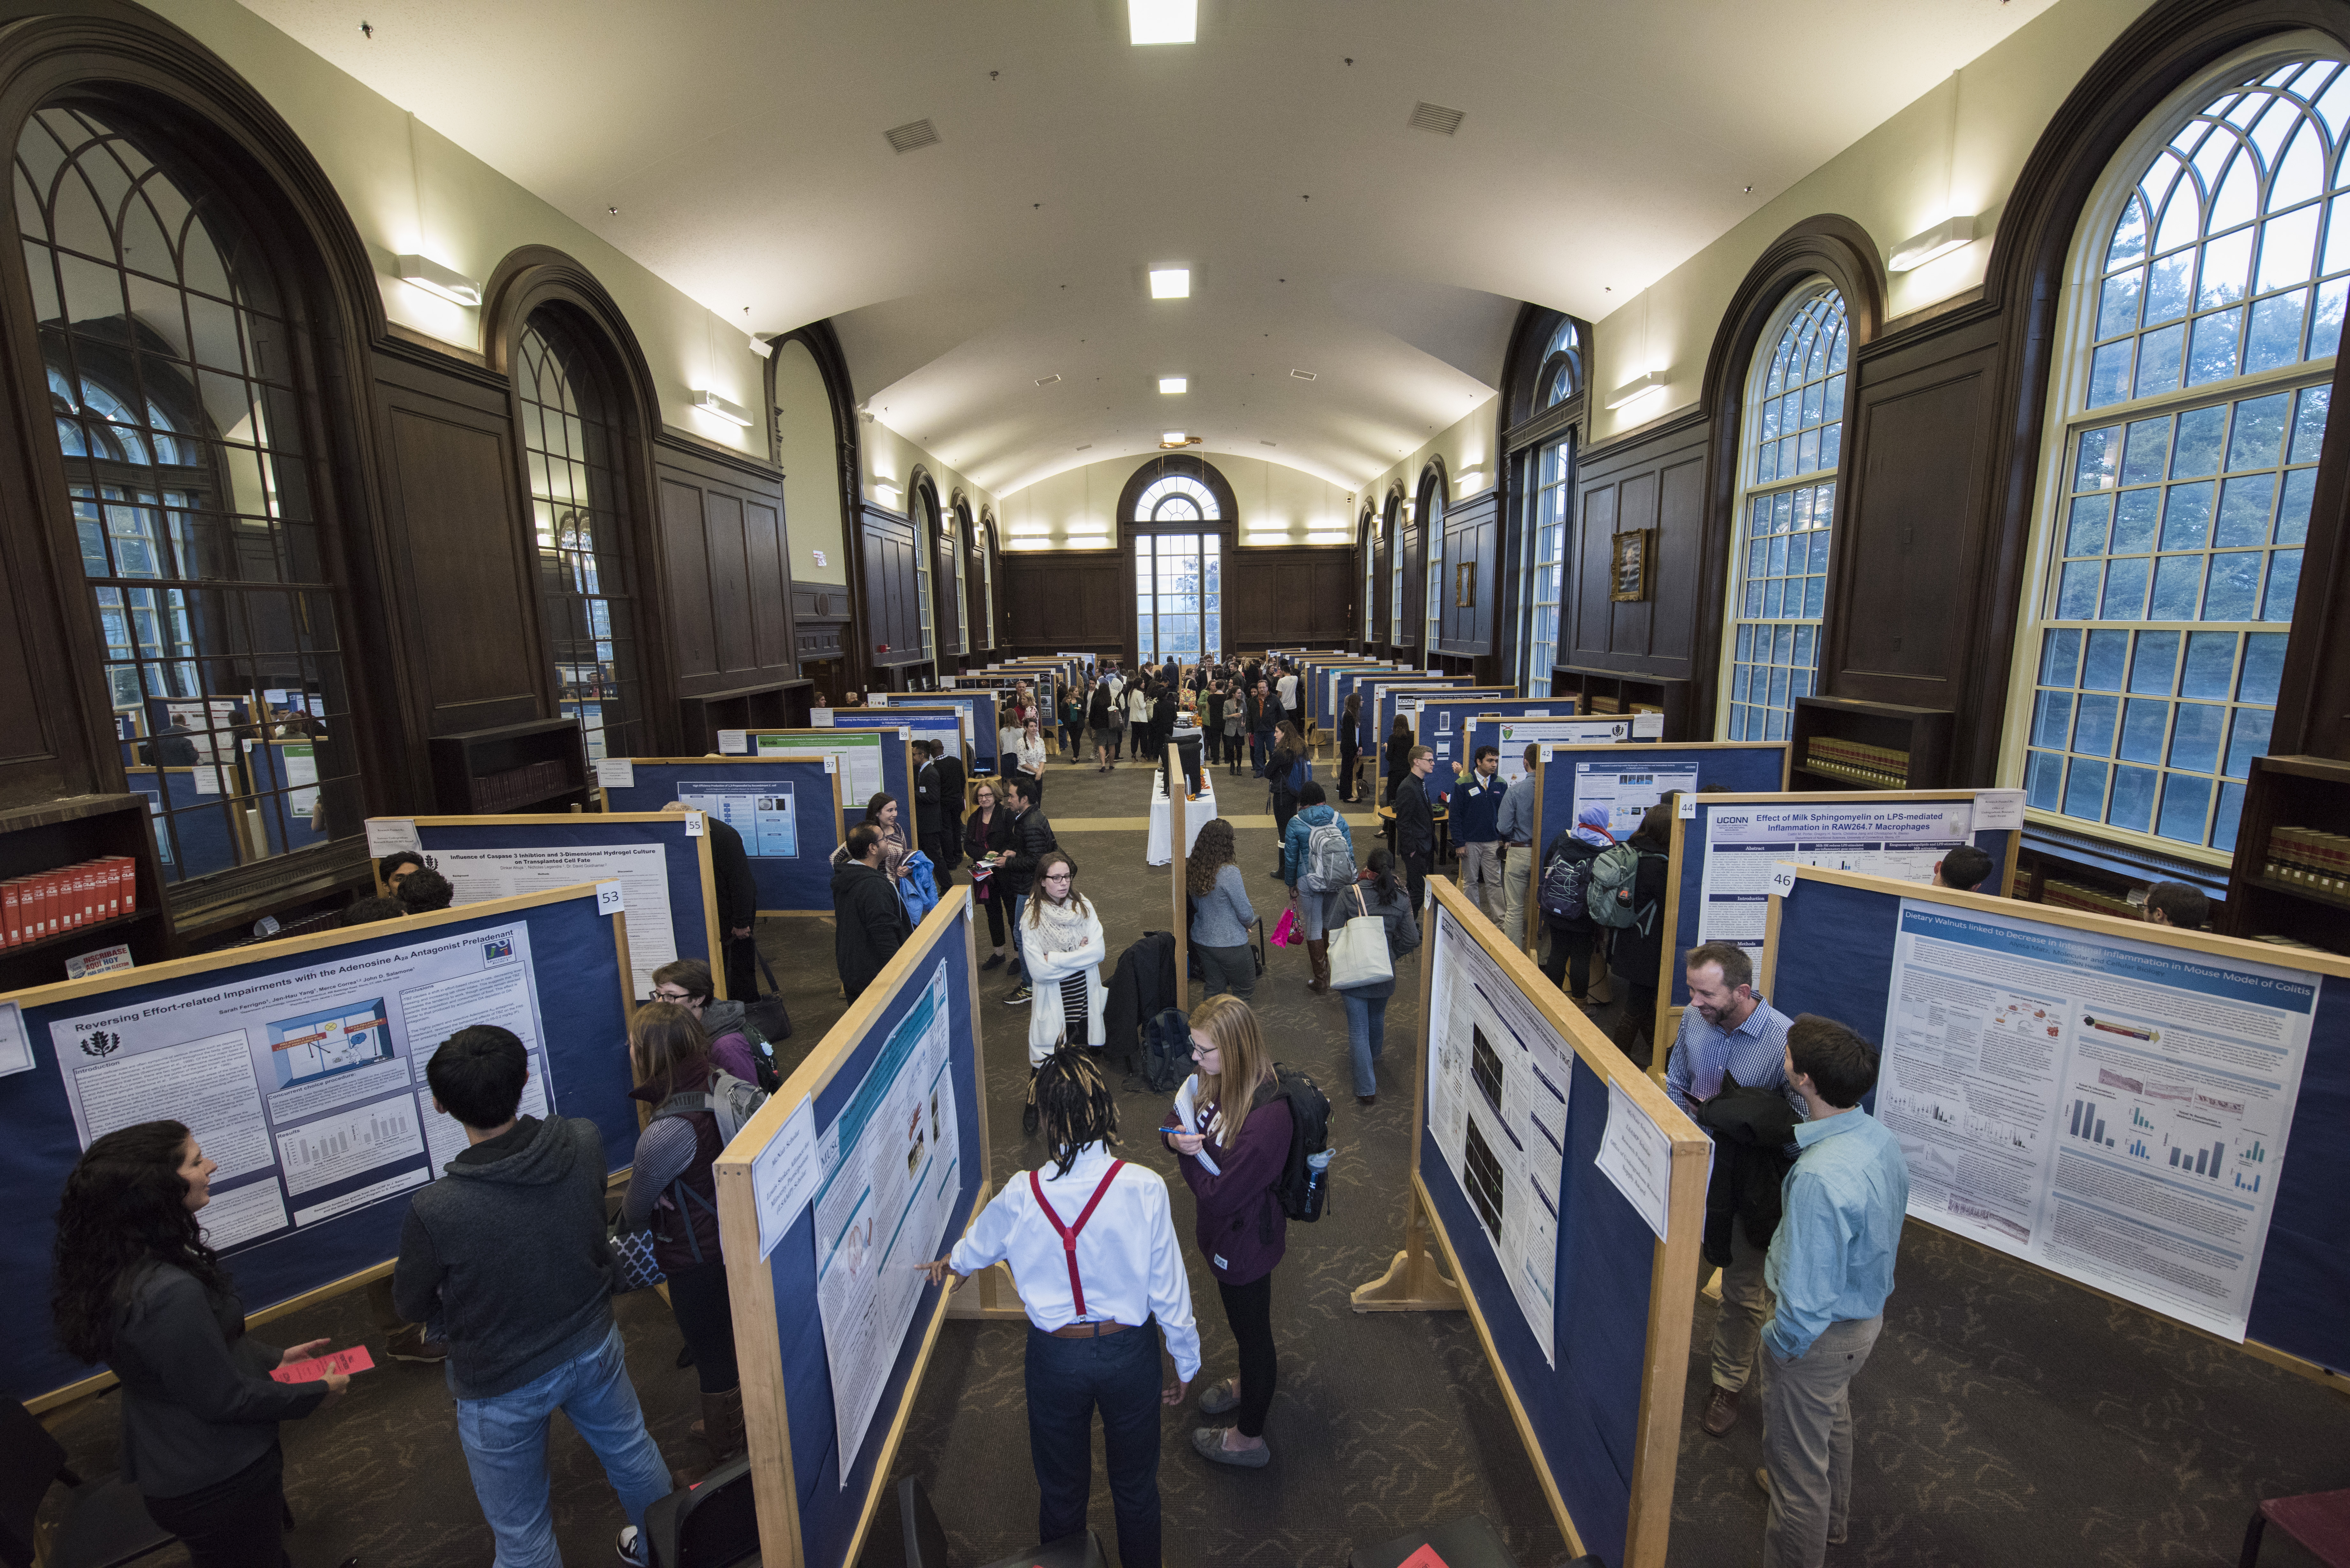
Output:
top-left (33, 746), bottom-right (2350, 1567)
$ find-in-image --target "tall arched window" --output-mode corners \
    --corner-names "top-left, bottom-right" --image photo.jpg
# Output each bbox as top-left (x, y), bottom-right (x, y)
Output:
top-left (2013, 50), bottom-right (2348, 855)
top-left (912, 480), bottom-right (939, 669)
top-left (1422, 475), bottom-right (1446, 656)
top-left (1133, 477), bottom-right (1221, 661)
top-left (1387, 494), bottom-right (1406, 647)
top-left (1360, 506), bottom-right (1376, 648)
top-left (1722, 284), bottom-right (1847, 741)
top-left (1538, 318), bottom-right (1583, 410)
top-left (515, 312), bottom-right (644, 762)
top-left (19, 102), bottom-right (358, 879)
top-left (1523, 438), bottom-right (1571, 697)
top-left (978, 512), bottom-right (997, 650)
top-left (948, 498), bottom-right (970, 658)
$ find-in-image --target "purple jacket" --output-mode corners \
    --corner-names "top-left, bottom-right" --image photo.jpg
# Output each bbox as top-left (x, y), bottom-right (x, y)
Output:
top-left (1165, 1082), bottom-right (1292, 1285)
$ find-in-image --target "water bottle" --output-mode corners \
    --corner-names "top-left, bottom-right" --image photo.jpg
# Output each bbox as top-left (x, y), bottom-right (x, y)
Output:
top-left (1303, 1147), bottom-right (1333, 1219)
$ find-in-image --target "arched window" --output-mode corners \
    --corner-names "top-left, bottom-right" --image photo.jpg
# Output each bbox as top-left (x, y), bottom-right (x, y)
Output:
top-left (1134, 473), bottom-right (1219, 523)
top-left (978, 512), bottom-right (997, 650)
top-left (1538, 318), bottom-right (1583, 410)
top-left (1422, 476), bottom-right (1446, 656)
top-left (2013, 50), bottom-right (2348, 855)
top-left (1722, 284), bottom-right (1847, 741)
top-left (515, 311), bottom-right (645, 762)
top-left (1135, 531), bottom-right (1219, 661)
top-left (948, 499), bottom-right (969, 658)
top-left (1523, 438), bottom-right (1571, 696)
top-left (1360, 506), bottom-right (1376, 648)
top-left (19, 102), bottom-right (358, 879)
top-left (1388, 495), bottom-right (1406, 647)
top-left (912, 480), bottom-right (940, 668)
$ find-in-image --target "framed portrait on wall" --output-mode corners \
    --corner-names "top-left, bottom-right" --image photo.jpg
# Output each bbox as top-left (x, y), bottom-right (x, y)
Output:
top-left (1454, 561), bottom-right (1477, 607)
top-left (1610, 529), bottom-right (1653, 602)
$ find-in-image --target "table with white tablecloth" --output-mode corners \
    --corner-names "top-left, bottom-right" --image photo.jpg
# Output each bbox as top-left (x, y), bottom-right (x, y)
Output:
top-left (1146, 768), bottom-right (1216, 865)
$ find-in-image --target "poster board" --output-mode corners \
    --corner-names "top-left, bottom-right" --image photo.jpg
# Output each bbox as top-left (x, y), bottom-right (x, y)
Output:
top-left (1306, 660), bottom-right (1390, 736)
top-left (392, 814), bottom-right (720, 1002)
top-left (751, 729), bottom-right (918, 854)
top-left (1468, 717), bottom-right (1643, 792)
top-left (1353, 876), bottom-right (1709, 1567)
top-left (714, 892), bottom-right (991, 1568)
top-left (1387, 686), bottom-right (1513, 756)
top-left (1418, 697), bottom-right (1583, 776)
top-left (599, 758), bottom-right (843, 914)
top-left (125, 764), bottom-right (243, 881)
top-left (245, 739), bottom-right (329, 855)
top-left (827, 708), bottom-right (966, 770)
top-left (735, 729), bottom-right (888, 810)
top-left (1654, 791), bottom-right (2023, 1070)
top-left (1363, 676), bottom-right (1481, 761)
top-left (1, 883), bottom-right (636, 1408)
top-left (894, 692), bottom-right (997, 773)
top-left (1763, 866), bottom-right (2350, 1383)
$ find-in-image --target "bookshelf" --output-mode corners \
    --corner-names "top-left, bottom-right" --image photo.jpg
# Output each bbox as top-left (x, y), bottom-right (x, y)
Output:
top-left (426, 718), bottom-right (590, 815)
top-left (2222, 754), bottom-right (2350, 954)
top-left (0, 793), bottom-right (175, 991)
top-left (1789, 696), bottom-right (1952, 791)
top-left (1551, 666), bottom-right (1690, 739)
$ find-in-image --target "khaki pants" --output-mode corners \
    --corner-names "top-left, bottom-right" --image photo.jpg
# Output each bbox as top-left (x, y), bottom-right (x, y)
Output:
top-left (1762, 1314), bottom-right (1883, 1568)
top-left (1499, 846), bottom-right (1533, 950)
top-left (1456, 840), bottom-right (1503, 922)
top-left (1711, 1211), bottom-right (1773, 1392)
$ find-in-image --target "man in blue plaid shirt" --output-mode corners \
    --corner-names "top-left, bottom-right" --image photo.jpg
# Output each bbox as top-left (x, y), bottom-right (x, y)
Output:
top-left (1664, 940), bottom-right (1805, 1438)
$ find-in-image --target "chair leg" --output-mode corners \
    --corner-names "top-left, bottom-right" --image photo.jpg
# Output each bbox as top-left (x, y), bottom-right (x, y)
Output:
top-left (2239, 1510), bottom-right (2267, 1568)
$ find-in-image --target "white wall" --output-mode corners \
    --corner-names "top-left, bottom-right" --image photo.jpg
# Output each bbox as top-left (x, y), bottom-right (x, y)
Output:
top-left (995, 451), bottom-right (1359, 550)
top-left (773, 339), bottom-right (846, 584)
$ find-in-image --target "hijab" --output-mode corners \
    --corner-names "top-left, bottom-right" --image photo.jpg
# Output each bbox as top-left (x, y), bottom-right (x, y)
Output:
top-left (1573, 803), bottom-right (1615, 849)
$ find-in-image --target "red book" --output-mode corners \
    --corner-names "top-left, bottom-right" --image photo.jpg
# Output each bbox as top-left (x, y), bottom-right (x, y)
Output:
top-left (38, 870), bottom-right (56, 937)
top-left (3, 878), bottom-right (20, 946)
top-left (75, 864), bottom-right (92, 927)
top-left (119, 856), bottom-right (137, 915)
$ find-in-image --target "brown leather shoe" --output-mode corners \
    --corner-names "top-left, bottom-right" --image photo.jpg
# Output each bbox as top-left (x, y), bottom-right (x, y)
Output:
top-left (1306, 937), bottom-right (1330, 994)
top-left (1701, 1384), bottom-right (1741, 1436)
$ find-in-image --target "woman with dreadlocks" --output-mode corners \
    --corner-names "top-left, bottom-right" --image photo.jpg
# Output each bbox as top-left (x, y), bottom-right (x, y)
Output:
top-left (921, 1050), bottom-right (1198, 1568)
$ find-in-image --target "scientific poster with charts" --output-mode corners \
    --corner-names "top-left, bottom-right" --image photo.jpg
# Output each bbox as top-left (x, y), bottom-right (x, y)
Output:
top-left (1492, 720), bottom-right (1631, 785)
top-left (677, 780), bottom-right (799, 858)
top-left (1698, 802), bottom-right (1973, 951)
top-left (1424, 906), bottom-right (1570, 1365)
top-left (812, 961), bottom-right (962, 1484)
top-left (1877, 901), bottom-right (2313, 1341)
top-left (1572, 759), bottom-right (1698, 838)
top-left (428, 844), bottom-right (673, 997)
top-left (51, 922), bottom-right (555, 1256)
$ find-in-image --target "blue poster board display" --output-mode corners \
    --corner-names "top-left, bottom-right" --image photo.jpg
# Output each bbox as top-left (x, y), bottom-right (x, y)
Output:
top-left (895, 692), bottom-right (1000, 773)
top-left (601, 758), bottom-right (842, 912)
top-left (124, 764), bottom-right (243, 882)
top-left (1531, 743), bottom-right (1790, 872)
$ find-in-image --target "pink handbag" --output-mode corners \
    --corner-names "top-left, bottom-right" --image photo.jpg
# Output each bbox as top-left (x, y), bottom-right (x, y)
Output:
top-left (1270, 907), bottom-right (1300, 948)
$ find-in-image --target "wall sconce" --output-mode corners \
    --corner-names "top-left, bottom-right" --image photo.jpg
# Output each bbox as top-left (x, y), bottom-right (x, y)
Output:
top-left (1604, 370), bottom-right (1667, 410)
top-left (1888, 215), bottom-right (1978, 272)
top-left (393, 254), bottom-right (482, 307)
top-left (1454, 466), bottom-right (1487, 493)
top-left (694, 389), bottom-right (754, 426)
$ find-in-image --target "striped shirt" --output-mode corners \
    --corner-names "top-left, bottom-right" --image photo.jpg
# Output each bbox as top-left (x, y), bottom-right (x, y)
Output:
top-left (1664, 993), bottom-right (1806, 1130)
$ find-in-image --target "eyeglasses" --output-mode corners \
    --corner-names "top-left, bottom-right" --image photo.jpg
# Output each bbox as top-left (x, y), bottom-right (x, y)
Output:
top-left (1190, 1043), bottom-right (1219, 1059)
top-left (651, 989), bottom-right (697, 1004)
top-left (1043, 872), bottom-right (1073, 883)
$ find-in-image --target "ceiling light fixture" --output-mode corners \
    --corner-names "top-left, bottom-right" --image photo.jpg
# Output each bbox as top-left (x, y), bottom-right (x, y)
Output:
top-left (393, 254), bottom-right (481, 307)
top-left (1149, 268), bottom-right (1190, 299)
top-left (872, 481), bottom-right (902, 507)
top-left (1128, 0), bottom-right (1196, 46)
top-left (693, 389), bottom-right (753, 426)
top-left (747, 337), bottom-right (773, 359)
top-left (1036, 374), bottom-right (1061, 386)
top-left (1290, 368), bottom-right (1316, 381)
top-left (1160, 432), bottom-right (1202, 449)
top-left (1158, 377), bottom-right (1187, 394)
top-left (1888, 214), bottom-right (1978, 272)
top-left (1603, 370), bottom-right (1668, 411)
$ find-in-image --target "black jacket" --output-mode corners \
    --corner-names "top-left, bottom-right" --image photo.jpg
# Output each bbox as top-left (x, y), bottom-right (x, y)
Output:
top-left (914, 760), bottom-right (944, 836)
top-left (831, 858), bottom-right (911, 1000)
top-left (706, 814), bottom-right (755, 933)
top-left (997, 805), bottom-right (1058, 897)
top-left (1104, 930), bottom-right (1179, 1062)
top-left (108, 1264), bottom-right (324, 1496)
top-left (1609, 840), bottom-right (1673, 987)
top-left (964, 804), bottom-right (1014, 865)
top-left (1694, 1075), bottom-right (1801, 1267)
top-left (935, 753), bottom-right (967, 836)
top-left (1394, 775), bottom-right (1435, 856)
top-left (1088, 686), bottom-right (1112, 727)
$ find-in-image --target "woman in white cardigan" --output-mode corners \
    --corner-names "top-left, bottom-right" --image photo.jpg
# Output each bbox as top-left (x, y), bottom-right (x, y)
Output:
top-left (1020, 849), bottom-right (1107, 1135)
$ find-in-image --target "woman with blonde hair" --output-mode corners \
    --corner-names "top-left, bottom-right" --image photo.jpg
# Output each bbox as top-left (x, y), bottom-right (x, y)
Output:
top-left (1021, 850), bottom-right (1107, 1133)
top-left (622, 1002), bottom-right (744, 1465)
top-left (1186, 818), bottom-right (1257, 1000)
top-left (1162, 994), bottom-right (1289, 1468)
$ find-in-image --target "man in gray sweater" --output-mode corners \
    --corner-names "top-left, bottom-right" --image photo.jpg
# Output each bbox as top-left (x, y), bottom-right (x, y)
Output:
top-left (394, 1026), bottom-right (673, 1568)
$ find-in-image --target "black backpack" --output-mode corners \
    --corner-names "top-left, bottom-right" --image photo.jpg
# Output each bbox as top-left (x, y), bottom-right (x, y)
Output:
top-left (1267, 1064), bottom-right (1333, 1226)
top-left (1140, 1008), bottom-right (1192, 1094)
top-left (1538, 830), bottom-right (1596, 924)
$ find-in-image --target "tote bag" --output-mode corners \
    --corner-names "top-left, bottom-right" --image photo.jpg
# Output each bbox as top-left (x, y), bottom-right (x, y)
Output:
top-left (1327, 884), bottom-right (1394, 990)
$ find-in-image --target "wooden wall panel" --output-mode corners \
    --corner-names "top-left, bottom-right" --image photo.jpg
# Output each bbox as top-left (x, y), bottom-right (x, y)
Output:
top-left (1229, 546), bottom-right (1354, 648)
top-left (660, 478), bottom-right (718, 682)
top-left (654, 436), bottom-right (795, 699)
top-left (1437, 491), bottom-right (1499, 656)
top-left (1567, 417), bottom-right (1710, 683)
top-left (999, 553), bottom-right (1124, 650)
top-left (861, 509), bottom-right (923, 666)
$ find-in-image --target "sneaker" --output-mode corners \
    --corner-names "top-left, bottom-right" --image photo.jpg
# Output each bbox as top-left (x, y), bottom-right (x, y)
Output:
top-left (386, 1329), bottom-right (450, 1365)
top-left (1005, 985), bottom-right (1033, 1005)
top-left (981, 952), bottom-right (1005, 971)
top-left (616, 1525), bottom-right (647, 1567)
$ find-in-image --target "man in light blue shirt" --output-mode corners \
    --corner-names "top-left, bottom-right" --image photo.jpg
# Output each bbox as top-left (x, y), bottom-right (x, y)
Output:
top-left (1494, 745), bottom-right (1541, 950)
top-left (1755, 1014), bottom-right (1909, 1568)
top-left (1665, 941), bottom-right (1802, 1437)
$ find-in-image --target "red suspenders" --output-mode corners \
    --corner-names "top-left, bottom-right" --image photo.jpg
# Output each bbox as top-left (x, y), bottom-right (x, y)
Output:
top-left (1029, 1161), bottom-right (1126, 1319)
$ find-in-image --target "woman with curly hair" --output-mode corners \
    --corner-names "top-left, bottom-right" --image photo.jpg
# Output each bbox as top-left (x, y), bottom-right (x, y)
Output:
top-left (1185, 818), bottom-right (1257, 1001)
top-left (51, 1120), bottom-right (348, 1565)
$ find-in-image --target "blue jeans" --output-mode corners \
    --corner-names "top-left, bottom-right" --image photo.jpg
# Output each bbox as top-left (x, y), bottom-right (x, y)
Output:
top-left (452, 1322), bottom-right (672, 1568)
top-left (1342, 990), bottom-right (1389, 1097)
top-left (1009, 893), bottom-right (1030, 980)
top-left (1025, 1322), bottom-right (1163, 1568)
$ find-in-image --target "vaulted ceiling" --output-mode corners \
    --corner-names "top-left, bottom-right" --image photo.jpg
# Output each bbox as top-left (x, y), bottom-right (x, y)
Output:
top-left (240, 0), bottom-right (2058, 494)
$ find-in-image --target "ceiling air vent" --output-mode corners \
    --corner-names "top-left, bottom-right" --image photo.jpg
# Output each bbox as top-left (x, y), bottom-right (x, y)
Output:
top-left (1260, 439), bottom-right (1278, 447)
top-left (1035, 374), bottom-right (1061, 386)
top-left (1408, 101), bottom-right (1465, 136)
top-left (885, 119), bottom-right (941, 154)
top-left (1290, 368), bottom-right (1317, 381)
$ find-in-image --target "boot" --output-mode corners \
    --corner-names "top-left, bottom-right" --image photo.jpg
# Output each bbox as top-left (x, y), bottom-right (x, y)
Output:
top-left (698, 1385), bottom-right (746, 1464)
top-left (1307, 937), bottom-right (1330, 994)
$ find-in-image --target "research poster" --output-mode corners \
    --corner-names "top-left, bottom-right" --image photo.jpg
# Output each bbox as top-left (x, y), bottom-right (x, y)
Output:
top-left (1492, 720), bottom-right (1631, 784)
top-left (1876, 901), bottom-right (2313, 1341)
top-left (428, 844), bottom-right (675, 997)
top-left (813, 960), bottom-right (963, 1484)
top-left (1425, 906), bottom-right (1570, 1365)
top-left (51, 922), bottom-right (555, 1255)
top-left (1699, 802), bottom-right (1974, 950)
top-left (755, 730), bottom-right (883, 807)
top-left (1572, 759), bottom-right (1699, 838)
top-left (677, 779), bottom-right (799, 858)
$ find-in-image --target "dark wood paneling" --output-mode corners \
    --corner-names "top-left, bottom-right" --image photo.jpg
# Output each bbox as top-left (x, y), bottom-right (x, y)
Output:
top-left (1228, 546), bottom-right (1354, 649)
top-left (1001, 553), bottom-right (1124, 648)
top-left (861, 506), bottom-right (926, 666)
top-left (1439, 491), bottom-right (1499, 656)
top-left (653, 439), bottom-right (795, 700)
top-left (1567, 416), bottom-right (1710, 684)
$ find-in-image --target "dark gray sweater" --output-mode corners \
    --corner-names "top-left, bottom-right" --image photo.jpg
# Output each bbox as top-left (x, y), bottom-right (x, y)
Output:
top-left (392, 1115), bottom-right (615, 1398)
top-left (109, 1263), bottom-right (325, 1497)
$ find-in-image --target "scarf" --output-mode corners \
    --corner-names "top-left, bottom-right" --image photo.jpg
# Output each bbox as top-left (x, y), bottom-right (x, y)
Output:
top-left (1027, 892), bottom-right (1095, 954)
top-left (1574, 803), bottom-right (1614, 849)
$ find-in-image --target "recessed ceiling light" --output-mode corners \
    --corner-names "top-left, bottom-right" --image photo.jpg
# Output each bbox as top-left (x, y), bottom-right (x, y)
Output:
top-left (1163, 431), bottom-right (1186, 443)
top-left (1149, 268), bottom-right (1190, 299)
top-left (1036, 374), bottom-right (1060, 386)
top-left (1159, 377), bottom-right (1187, 394)
top-left (1129, 0), bottom-right (1196, 46)
top-left (1290, 368), bottom-right (1316, 381)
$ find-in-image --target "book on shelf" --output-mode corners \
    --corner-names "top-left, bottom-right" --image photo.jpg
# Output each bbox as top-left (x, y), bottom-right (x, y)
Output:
top-left (2039, 878), bottom-right (2141, 919)
top-left (1802, 735), bottom-right (1910, 788)
top-left (2263, 826), bottom-right (2350, 894)
top-left (1, 856), bottom-right (136, 947)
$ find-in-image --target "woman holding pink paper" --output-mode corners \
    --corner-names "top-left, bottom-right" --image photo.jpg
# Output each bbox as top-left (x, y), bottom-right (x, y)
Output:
top-left (51, 1119), bottom-right (349, 1568)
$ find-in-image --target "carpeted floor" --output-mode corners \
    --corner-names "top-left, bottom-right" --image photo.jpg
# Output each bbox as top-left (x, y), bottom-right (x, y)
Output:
top-left (33, 744), bottom-right (2350, 1568)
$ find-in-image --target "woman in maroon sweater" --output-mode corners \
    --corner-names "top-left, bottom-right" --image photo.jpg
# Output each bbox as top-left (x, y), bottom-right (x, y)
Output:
top-left (1163, 994), bottom-right (1289, 1468)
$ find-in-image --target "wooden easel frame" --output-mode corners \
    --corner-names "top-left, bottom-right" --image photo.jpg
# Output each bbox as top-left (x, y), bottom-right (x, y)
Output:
top-left (596, 756), bottom-right (846, 917)
top-left (1352, 875), bottom-right (1710, 1565)
top-left (1166, 747), bottom-right (1190, 1009)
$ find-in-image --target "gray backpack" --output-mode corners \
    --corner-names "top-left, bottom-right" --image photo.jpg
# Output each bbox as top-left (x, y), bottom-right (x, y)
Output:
top-left (655, 1069), bottom-right (769, 1147)
top-left (1586, 843), bottom-right (1645, 929)
top-left (1300, 819), bottom-right (1356, 893)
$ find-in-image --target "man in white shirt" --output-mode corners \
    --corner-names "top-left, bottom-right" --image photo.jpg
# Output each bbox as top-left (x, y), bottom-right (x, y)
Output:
top-left (1275, 665), bottom-right (1301, 729)
top-left (924, 1051), bottom-right (1197, 1568)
